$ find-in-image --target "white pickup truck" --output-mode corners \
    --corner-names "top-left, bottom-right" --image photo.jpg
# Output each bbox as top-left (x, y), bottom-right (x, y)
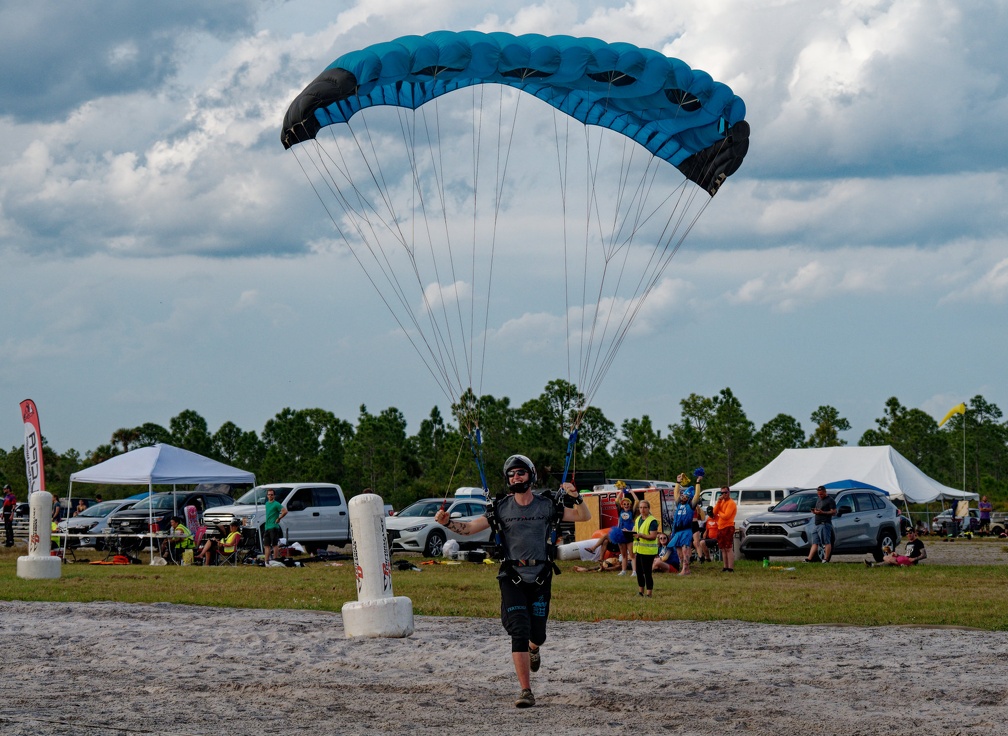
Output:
top-left (202, 483), bottom-right (350, 553)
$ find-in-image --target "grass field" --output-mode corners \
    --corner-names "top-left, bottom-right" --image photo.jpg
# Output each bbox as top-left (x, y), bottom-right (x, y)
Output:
top-left (4, 544), bottom-right (1008, 630)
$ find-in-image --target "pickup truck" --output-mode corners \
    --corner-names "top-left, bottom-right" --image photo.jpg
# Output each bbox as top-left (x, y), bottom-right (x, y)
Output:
top-left (930, 507), bottom-right (1008, 536)
top-left (202, 483), bottom-right (350, 553)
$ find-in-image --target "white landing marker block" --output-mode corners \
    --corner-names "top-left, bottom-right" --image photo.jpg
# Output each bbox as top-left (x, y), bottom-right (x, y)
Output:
top-left (17, 491), bottom-right (62, 579)
top-left (342, 493), bottom-right (413, 638)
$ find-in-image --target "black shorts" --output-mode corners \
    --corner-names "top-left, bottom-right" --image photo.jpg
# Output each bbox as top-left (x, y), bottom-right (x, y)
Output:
top-left (499, 575), bottom-right (552, 648)
top-left (263, 527), bottom-right (281, 546)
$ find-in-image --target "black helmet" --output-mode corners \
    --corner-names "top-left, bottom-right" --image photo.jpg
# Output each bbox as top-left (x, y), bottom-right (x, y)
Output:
top-left (503, 454), bottom-right (536, 490)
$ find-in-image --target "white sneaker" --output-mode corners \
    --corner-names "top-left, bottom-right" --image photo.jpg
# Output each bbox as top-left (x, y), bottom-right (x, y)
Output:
top-left (617, 570), bottom-right (626, 576)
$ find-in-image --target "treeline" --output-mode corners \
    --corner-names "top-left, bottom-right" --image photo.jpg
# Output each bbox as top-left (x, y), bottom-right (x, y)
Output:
top-left (2, 381), bottom-right (1005, 510)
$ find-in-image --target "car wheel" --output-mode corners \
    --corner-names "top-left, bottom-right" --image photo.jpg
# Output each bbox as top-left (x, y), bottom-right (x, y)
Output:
top-left (424, 529), bottom-right (446, 557)
top-left (873, 528), bottom-right (898, 562)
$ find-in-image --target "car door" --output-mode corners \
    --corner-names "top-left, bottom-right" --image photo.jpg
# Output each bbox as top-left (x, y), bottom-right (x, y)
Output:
top-left (831, 493), bottom-right (858, 550)
top-left (312, 486), bottom-right (349, 542)
top-left (281, 487), bottom-right (316, 541)
top-left (845, 492), bottom-right (883, 548)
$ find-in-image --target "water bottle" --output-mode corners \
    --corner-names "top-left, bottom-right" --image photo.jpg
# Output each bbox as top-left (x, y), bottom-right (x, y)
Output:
top-left (762, 557), bottom-right (769, 568)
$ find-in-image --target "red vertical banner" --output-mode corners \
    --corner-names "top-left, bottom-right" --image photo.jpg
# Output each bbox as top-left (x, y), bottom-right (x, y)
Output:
top-left (20, 399), bottom-right (46, 493)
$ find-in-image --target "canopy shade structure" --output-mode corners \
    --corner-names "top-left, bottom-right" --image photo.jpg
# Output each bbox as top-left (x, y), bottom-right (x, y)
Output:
top-left (731, 446), bottom-right (977, 504)
top-left (69, 444), bottom-right (255, 486)
top-left (66, 444), bottom-right (255, 564)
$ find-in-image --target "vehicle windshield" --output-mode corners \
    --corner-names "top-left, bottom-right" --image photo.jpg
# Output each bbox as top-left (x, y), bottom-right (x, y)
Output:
top-left (771, 492), bottom-right (822, 513)
top-left (129, 495), bottom-right (182, 511)
top-left (397, 500), bottom-right (443, 518)
top-left (236, 487), bottom-right (293, 504)
top-left (78, 500), bottom-right (123, 518)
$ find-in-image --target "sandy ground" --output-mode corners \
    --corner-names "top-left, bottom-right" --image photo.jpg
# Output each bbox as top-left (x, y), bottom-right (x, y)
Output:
top-left (2, 538), bottom-right (1006, 736)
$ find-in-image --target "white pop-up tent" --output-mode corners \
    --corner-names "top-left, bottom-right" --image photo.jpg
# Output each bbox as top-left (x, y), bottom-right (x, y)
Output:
top-left (67, 444), bottom-right (255, 561)
top-left (732, 445), bottom-right (977, 504)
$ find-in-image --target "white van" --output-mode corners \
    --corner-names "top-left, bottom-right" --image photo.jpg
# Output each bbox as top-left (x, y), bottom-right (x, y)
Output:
top-left (699, 487), bottom-right (791, 530)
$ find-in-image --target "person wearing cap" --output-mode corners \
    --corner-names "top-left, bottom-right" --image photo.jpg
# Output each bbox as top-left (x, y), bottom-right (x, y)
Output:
top-left (2, 484), bottom-right (16, 547)
top-left (670, 472), bottom-right (702, 575)
top-left (712, 486), bottom-right (738, 572)
top-left (433, 453), bottom-right (591, 709)
top-left (873, 528), bottom-right (927, 567)
top-left (804, 485), bottom-right (836, 563)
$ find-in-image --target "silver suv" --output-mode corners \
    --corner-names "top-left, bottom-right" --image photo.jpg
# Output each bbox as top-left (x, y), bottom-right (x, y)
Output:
top-left (740, 488), bottom-right (901, 562)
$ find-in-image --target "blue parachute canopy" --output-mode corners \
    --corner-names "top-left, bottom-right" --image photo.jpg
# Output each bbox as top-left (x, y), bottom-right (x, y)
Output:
top-left (282, 30), bottom-right (749, 195)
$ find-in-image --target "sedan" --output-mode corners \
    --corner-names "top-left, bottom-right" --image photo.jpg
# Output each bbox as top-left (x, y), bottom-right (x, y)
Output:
top-left (386, 497), bottom-right (491, 556)
top-left (55, 499), bottom-right (137, 550)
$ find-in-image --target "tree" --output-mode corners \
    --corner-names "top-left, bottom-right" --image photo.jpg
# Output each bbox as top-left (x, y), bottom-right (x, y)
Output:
top-left (575, 405), bottom-right (615, 471)
top-left (611, 415), bottom-right (660, 479)
top-left (345, 405), bottom-right (418, 507)
top-left (451, 389), bottom-right (520, 493)
top-left (169, 410), bottom-right (213, 456)
top-left (858, 397), bottom-right (947, 479)
top-left (807, 405), bottom-right (851, 447)
top-left (754, 414), bottom-right (805, 464)
top-left (259, 408), bottom-right (351, 484)
top-left (705, 388), bottom-right (755, 484)
top-left (517, 379), bottom-right (586, 478)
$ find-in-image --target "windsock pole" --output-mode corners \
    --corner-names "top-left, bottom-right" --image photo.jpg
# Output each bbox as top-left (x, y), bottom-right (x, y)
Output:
top-left (342, 493), bottom-right (413, 638)
top-left (17, 491), bottom-right (62, 579)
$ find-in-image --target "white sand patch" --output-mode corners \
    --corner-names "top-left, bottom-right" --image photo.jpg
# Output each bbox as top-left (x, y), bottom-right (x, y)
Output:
top-left (1, 601), bottom-right (1006, 735)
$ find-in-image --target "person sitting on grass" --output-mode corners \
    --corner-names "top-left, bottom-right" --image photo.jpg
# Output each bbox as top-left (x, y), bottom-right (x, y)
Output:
top-left (652, 533), bottom-right (680, 573)
top-left (194, 521), bottom-right (241, 565)
top-left (869, 528), bottom-right (926, 567)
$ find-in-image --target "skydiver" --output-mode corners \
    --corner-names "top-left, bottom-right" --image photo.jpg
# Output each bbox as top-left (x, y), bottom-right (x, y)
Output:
top-left (434, 454), bottom-right (591, 708)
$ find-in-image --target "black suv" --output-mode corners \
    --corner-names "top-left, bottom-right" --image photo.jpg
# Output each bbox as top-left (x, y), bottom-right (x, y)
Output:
top-left (107, 491), bottom-right (234, 550)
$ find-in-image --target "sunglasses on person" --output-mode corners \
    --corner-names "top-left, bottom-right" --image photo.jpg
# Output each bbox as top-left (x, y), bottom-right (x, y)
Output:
top-left (506, 468), bottom-right (529, 478)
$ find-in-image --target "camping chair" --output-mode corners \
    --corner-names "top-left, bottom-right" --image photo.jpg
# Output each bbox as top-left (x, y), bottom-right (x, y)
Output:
top-left (214, 531), bottom-right (243, 566)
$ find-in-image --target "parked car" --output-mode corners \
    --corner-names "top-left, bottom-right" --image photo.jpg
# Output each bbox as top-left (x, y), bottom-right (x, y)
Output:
top-left (107, 491), bottom-right (235, 551)
top-left (386, 495), bottom-right (491, 556)
top-left (740, 488), bottom-right (901, 562)
top-left (201, 483), bottom-right (350, 553)
top-left (55, 499), bottom-right (138, 549)
top-left (930, 507), bottom-right (979, 535)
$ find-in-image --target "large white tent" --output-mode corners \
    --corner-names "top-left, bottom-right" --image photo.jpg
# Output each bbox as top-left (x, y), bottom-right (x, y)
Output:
top-left (67, 444), bottom-right (255, 562)
top-left (731, 445), bottom-right (977, 504)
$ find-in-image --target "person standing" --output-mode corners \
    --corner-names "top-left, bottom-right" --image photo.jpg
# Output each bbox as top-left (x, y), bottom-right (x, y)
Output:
top-left (630, 499), bottom-right (659, 595)
top-left (263, 488), bottom-right (287, 564)
top-left (805, 486), bottom-right (836, 563)
top-left (612, 487), bottom-right (636, 576)
top-left (434, 454), bottom-right (591, 708)
top-left (712, 487), bottom-right (738, 572)
top-left (670, 473), bottom-right (702, 575)
top-left (978, 496), bottom-right (993, 534)
top-left (2, 484), bottom-right (16, 547)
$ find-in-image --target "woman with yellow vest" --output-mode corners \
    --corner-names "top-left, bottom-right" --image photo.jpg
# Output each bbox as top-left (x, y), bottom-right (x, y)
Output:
top-left (631, 499), bottom-right (659, 597)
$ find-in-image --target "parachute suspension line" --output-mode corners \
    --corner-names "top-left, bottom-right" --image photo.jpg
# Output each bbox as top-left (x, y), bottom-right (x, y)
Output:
top-left (552, 108), bottom-right (574, 388)
top-left (560, 427), bottom-right (579, 485)
top-left (467, 425), bottom-right (490, 493)
top-left (407, 101), bottom-right (472, 399)
top-left (288, 143), bottom-right (459, 408)
top-left (347, 116), bottom-right (466, 407)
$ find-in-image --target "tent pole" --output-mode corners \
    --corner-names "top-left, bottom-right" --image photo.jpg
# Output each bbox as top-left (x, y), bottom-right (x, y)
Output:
top-left (148, 482), bottom-right (154, 565)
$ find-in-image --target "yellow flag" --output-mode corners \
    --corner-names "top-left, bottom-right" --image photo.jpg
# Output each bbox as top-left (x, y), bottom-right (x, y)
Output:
top-left (939, 402), bottom-right (966, 427)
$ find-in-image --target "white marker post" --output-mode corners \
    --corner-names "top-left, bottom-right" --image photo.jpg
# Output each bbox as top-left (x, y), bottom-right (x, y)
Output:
top-left (17, 491), bottom-right (62, 579)
top-left (342, 493), bottom-right (413, 638)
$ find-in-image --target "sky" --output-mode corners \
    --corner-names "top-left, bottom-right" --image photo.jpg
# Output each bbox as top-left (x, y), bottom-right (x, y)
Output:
top-left (2, 0), bottom-right (1006, 456)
